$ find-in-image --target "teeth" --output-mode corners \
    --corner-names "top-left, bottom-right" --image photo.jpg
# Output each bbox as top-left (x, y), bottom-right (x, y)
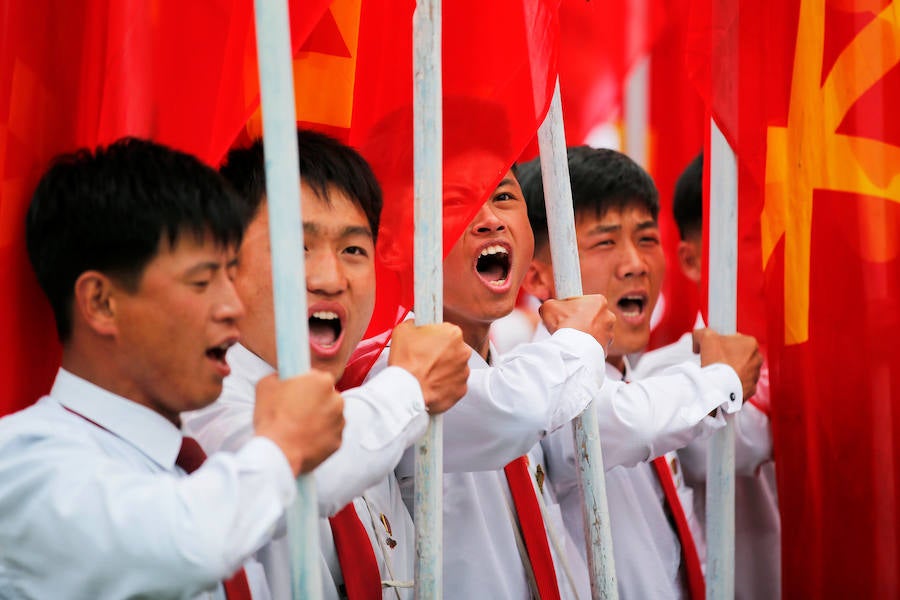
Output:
top-left (311, 311), bottom-right (339, 320)
top-left (489, 278), bottom-right (508, 286)
top-left (217, 342), bottom-right (231, 351)
top-left (479, 245), bottom-right (508, 257)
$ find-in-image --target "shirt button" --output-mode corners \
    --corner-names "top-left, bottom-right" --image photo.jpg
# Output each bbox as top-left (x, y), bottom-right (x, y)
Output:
top-left (730, 392), bottom-right (736, 402)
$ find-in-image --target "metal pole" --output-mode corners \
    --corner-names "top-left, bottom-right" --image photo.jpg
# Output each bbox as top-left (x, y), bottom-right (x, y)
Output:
top-left (624, 55), bottom-right (650, 169)
top-left (705, 119), bottom-right (737, 600)
top-left (412, 0), bottom-right (443, 597)
top-left (252, 1), bottom-right (321, 598)
top-left (538, 78), bottom-right (619, 600)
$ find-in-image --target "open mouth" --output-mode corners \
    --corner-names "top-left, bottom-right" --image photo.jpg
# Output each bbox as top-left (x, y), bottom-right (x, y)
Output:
top-left (475, 244), bottom-right (511, 287)
top-left (616, 294), bottom-right (648, 319)
top-left (206, 341), bottom-right (231, 363)
top-left (309, 310), bottom-right (343, 349)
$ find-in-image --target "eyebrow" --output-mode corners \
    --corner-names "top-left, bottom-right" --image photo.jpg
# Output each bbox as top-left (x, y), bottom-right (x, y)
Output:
top-left (495, 177), bottom-right (516, 190)
top-left (585, 220), bottom-right (659, 236)
top-left (303, 222), bottom-right (374, 239)
top-left (184, 261), bottom-right (222, 277)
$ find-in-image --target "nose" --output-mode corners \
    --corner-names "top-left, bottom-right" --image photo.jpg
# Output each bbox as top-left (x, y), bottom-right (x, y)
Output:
top-left (306, 249), bottom-right (347, 296)
top-left (470, 202), bottom-right (506, 235)
top-left (617, 240), bottom-right (648, 280)
top-left (215, 279), bottom-right (246, 323)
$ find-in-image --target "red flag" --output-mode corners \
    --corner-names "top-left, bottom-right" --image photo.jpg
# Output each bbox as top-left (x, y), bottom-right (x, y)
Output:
top-left (337, 0), bottom-right (560, 389)
top-left (645, 0), bottom-right (707, 350)
top-left (0, 0), bottom-right (330, 416)
top-left (689, 0), bottom-right (900, 595)
top-left (558, 0), bottom-right (666, 146)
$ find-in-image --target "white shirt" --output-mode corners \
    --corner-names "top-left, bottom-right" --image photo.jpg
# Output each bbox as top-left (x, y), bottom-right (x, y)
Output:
top-left (0, 369), bottom-right (295, 600)
top-left (632, 324), bottom-right (781, 600)
top-left (386, 328), bottom-right (606, 600)
top-left (184, 343), bottom-right (428, 600)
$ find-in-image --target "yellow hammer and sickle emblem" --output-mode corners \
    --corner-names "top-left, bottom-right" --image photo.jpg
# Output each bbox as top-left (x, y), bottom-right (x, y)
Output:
top-left (763, 0), bottom-right (900, 345)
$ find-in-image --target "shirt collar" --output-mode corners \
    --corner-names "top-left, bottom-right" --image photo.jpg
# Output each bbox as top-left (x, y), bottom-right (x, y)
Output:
top-left (605, 356), bottom-right (633, 383)
top-left (51, 368), bottom-right (184, 469)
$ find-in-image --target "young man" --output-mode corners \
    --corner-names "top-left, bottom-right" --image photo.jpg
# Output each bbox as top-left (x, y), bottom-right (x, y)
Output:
top-left (632, 153), bottom-right (781, 600)
top-left (365, 169), bottom-right (618, 599)
top-left (0, 138), bottom-right (345, 599)
top-left (183, 130), bottom-right (472, 599)
top-left (518, 147), bottom-right (763, 599)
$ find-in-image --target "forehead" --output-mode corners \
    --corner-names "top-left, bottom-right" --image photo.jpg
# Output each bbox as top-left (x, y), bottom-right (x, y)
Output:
top-left (301, 183), bottom-right (371, 232)
top-left (575, 203), bottom-right (657, 228)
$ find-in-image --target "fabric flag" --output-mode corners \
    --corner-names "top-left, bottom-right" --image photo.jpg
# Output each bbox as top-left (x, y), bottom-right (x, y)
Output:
top-left (689, 0), bottom-right (900, 596)
top-left (558, 0), bottom-right (666, 147)
top-left (645, 0), bottom-right (707, 351)
top-left (0, 0), bottom-right (330, 416)
top-left (339, 0), bottom-right (561, 387)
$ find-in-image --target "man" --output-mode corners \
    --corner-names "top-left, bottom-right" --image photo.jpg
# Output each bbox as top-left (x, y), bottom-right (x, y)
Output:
top-left (518, 147), bottom-right (763, 599)
top-left (632, 153), bottom-right (781, 599)
top-left (0, 138), bottom-right (345, 599)
top-left (184, 130), bottom-right (471, 599)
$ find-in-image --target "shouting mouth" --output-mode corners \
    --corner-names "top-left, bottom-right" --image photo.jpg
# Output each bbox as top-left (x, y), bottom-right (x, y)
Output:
top-left (206, 337), bottom-right (238, 377)
top-left (616, 293), bottom-right (649, 325)
top-left (308, 309), bottom-right (345, 357)
top-left (475, 243), bottom-right (511, 290)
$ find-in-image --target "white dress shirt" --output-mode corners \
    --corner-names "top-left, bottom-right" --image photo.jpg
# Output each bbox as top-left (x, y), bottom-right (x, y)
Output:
top-left (386, 328), bottom-right (606, 600)
top-left (542, 347), bottom-right (747, 600)
top-left (183, 343), bottom-right (428, 600)
top-left (632, 324), bottom-right (781, 600)
top-left (0, 368), bottom-right (295, 600)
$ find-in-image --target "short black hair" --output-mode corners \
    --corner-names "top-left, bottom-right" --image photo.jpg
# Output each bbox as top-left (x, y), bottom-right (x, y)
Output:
top-left (220, 129), bottom-right (383, 238)
top-left (673, 152), bottom-right (703, 240)
top-left (26, 137), bottom-right (246, 342)
top-left (517, 146), bottom-right (659, 251)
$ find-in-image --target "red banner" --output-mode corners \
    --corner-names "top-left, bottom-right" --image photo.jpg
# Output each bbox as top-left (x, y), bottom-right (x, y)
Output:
top-left (689, 0), bottom-right (900, 595)
top-left (0, 0), bottom-right (330, 416)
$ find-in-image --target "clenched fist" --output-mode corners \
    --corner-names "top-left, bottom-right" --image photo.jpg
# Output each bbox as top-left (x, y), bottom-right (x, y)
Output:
top-left (693, 328), bottom-right (763, 401)
top-left (539, 294), bottom-right (616, 350)
top-left (254, 370), bottom-right (345, 475)
top-left (389, 321), bottom-right (470, 414)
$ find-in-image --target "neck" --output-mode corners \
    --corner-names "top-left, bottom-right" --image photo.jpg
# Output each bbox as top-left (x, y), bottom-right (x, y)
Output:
top-left (606, 354), bottom-right (626, 374)
top-left (444, 313), bottom-right (490, 360)
top-left (61, 344), bottom-right (181, 427)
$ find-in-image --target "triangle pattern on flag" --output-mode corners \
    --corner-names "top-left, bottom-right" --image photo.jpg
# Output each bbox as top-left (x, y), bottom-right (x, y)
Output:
top-left (299, 9), bottom-right (351, 58)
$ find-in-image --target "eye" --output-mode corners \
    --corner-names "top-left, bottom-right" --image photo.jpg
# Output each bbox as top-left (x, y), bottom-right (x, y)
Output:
top-left (590, 239), bottom-right (614, 249)
top-left (344, 245), bottom-right (369, 257)
top-left (494, 191), bottom-right (515, 202)
top-left (191, 280), bottom-right (211, 290)
top-left (640, 234), bottom-right (660, 246)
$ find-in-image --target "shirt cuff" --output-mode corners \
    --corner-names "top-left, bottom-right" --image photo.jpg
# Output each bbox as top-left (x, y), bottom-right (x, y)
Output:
top-left (699, 363), bottom-right (743, 414)
top-left (239, 436), bottom-right (297, 507)
top-left (550, 328), bottom-right (607, 388)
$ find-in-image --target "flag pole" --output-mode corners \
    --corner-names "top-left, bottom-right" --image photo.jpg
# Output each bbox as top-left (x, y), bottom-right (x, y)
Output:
top-left (705, 118), bottom-right (737, 600)
top-left (252, 0), bottom-right (321, 598)
top-left (538, 77), bottom-right (619, 600)
top-left (624, 55), bottom-right (650, 169)
top-left (412, 0), bottom-right (444, 597)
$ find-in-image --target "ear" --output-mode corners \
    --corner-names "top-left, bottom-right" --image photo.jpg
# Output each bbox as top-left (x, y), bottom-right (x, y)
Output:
top-left (522, 257), bottom-right (555, 302)
top-left (677, 239), bottom-right (702, 283)
top-left (73, 271), bottom-right (120, 337)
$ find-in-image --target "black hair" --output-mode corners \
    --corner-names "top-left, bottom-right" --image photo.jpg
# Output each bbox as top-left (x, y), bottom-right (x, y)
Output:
top-left (673, 152), bottom-right (703, 240)
top-left (220, 129), bottom-right (383, 238)
top-left (517, 146), bottom-right (659, 251)
top-left (26, 137), bottom-right (246, 342)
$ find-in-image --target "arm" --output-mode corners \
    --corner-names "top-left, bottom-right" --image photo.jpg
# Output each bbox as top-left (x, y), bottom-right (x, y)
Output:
top-left (185, 367), bottom-right (427, 517)
top-left (0, 427), bottom-right (294, 598)
top-left (439, 328), bottom-right (605, 472)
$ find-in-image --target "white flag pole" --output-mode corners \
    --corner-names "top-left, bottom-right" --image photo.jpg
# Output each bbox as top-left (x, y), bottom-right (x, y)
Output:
top-left (705, 119), bottom-right (738, 600)
top-left (412, 0), bottom-right (444, 597)
top-left (252, 0), bottom-right (321, 598)
top-left (538, 77), bottom-right (619, 600)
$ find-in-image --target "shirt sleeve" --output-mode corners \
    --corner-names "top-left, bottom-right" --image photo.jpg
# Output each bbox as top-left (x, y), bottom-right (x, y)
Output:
top-left (315, 366), bottom-right (428, 516)
top-left (400, 328), bottom-right (606, 475)
top-left (185, 367), bottom-right (427, 518)
top-left (541, 360), bottom-right (744, 484)
top-left (0, 423), bottom-right (294, 599)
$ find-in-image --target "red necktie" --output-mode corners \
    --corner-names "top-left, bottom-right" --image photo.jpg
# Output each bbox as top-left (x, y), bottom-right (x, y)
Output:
top-left (177, 437), bottom-right (254, 600)
top-left (504, 455), bottom-right (561, 600)
top-left (652, 456), bottom-right (705, 600)
top-left (328, 503), bottom-right (383, 599)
